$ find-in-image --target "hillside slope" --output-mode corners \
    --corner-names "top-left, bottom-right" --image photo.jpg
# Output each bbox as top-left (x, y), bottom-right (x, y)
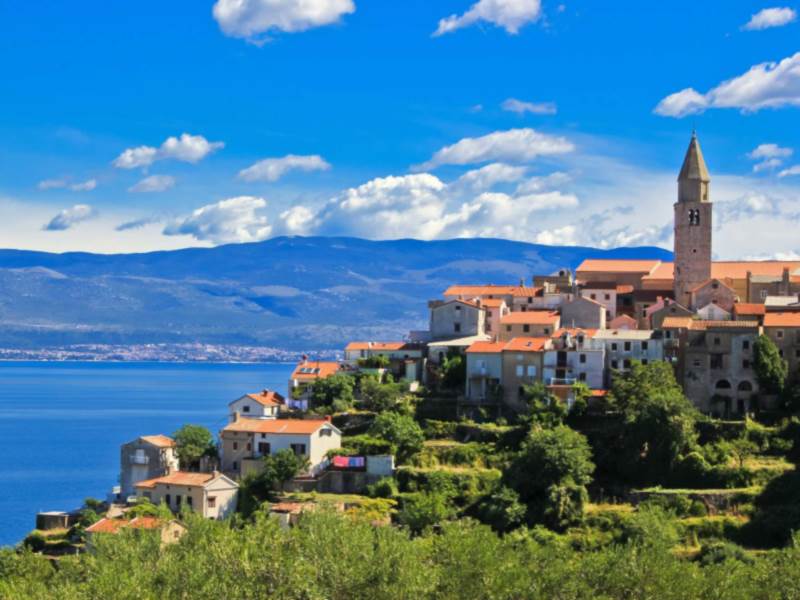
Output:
top-left (0, 237), bottom-right (672, 350)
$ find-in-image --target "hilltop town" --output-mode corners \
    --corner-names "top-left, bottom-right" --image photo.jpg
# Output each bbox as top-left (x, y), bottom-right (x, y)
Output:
top-left (13, 135), bottom-right (800, 596)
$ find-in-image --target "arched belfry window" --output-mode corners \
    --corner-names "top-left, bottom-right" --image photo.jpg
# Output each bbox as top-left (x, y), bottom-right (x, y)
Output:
top-left (688, 209), bottom-right (700, 226)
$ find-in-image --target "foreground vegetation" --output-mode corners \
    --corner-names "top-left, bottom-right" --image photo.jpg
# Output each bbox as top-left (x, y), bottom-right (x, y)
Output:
top-left (6, 509), bottom-right (800, 599)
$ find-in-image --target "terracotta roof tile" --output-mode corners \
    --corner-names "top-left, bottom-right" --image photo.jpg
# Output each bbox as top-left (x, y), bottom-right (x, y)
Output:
top-left (576, 259), bottom-right (663, 274)
top-left (140, 435), bottom-right (175, 448)
top-left (734, 303), bottom-right (766, 316)
top-left (345, 342), bottom-right (410, 351)
top-left (660, 316), bottom-right (694, 329)
top-left (466, 341), bottom-right (507, 354)
top-left (502, 337), bottom-right (549, 352)
top-left (479, 298), bottom-right (505, 308)
top-left (291, 361), bottom-right (341, 381)
top-left (222, 418), bottom-right (336, 436)
top-left (135, 471), bottom-right (216, 489)
top-left (444, 285), bottom-right (519, 297)
top-left (764, 313), bottom-right (800, 327)
top-left (244, 390), bottom-right (286, 407)
top-left (87, 517), bottom-right (166, 534)
top-left (500, 311), bottom-right (560, 325)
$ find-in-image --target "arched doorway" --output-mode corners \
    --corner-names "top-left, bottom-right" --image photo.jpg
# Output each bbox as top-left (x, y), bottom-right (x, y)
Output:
top-left (715, 380), bottom-right (732, 418)
top-left (736, 381), bottom-right (753, 415)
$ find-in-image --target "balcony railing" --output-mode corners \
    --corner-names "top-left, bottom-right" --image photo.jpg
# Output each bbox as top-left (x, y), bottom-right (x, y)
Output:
top-left (548, 377), bottom-right (576, 386)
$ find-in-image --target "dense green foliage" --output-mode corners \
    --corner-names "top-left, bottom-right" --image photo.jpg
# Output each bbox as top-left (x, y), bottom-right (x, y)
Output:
top-left (8, 510), bottom-right (800, 599)
top-left (754, 335), bottom-right (788, 396)
top-left (172, 424), bottom-right (216, 470)
top-left (311, 373), bottom-right (356, 411)
top-left (369, 412), bottom-right (424, 462)
top-left (238, 450), bottom-right (309, 517)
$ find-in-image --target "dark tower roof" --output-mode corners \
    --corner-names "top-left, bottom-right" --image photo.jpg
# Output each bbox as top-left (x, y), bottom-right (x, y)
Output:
top-left (678, 131), bottom-right (710, 183)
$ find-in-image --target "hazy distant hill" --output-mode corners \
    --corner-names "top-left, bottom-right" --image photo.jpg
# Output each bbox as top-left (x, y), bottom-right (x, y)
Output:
top-left (0, 237), bottom-right (672, 351)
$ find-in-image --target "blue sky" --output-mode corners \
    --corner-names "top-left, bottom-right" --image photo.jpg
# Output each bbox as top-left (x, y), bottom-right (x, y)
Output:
top-left (1, 0), bottom-right (799, 257)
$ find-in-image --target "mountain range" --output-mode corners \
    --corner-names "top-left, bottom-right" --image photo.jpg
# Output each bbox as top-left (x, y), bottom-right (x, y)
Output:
top-left (0, 237), bottom-right (672, 352)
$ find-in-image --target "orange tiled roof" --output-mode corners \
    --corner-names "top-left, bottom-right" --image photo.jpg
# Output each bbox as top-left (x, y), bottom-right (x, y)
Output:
top-left (244, 390), bottom-right (286, 407)
top-left (502, 337), bottom-right (549, 352)
top-left (479, 298), bottom-right (506, 308)
top-left (511, 286), bottom-right (542, 297)
top-left (576, 259), bottom-right (663, 274)
top-left (689, 278), bottom-right (736, 293)
top-left (140, 435), bottom-right (175, 448)
top-left (345, 342), bottom-right (408, 351)
top-left (222, 418), bottom-right (335, 436)
top-left (734, 303), bottom-right (766, 316)
top-left (501, 311), bottom-right (560, 325)
top-left (660, 316), bottom-right (694, 329)
top-left (466, 341), bottom-right (507, 354)
top-left (444, 285), bottom-right (519, 297)
top-left (135, 471), bottom-right (216, 489)
top-left (291, 361), bottom-right (341, 381)
top-left (641, 261), bottom-right (800, 282)
top-left (764, 313), bottom-right (800, 327)
top-left (87, 517), bottom-right (166, 534)
top-left (616, 284), bottom-right (635, 294)
top-left (608, 314), bottom-right (638, 328)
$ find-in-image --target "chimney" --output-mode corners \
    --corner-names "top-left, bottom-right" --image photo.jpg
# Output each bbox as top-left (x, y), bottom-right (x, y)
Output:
top-left (212, 469), bottom-right (220, 478)
top-left (324, 415), bottom-right (332, 423)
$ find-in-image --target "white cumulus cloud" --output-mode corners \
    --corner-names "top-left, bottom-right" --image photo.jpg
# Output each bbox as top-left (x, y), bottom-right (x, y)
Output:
top-left (43, 204), bottom-right (96, 231)
top-left (164, 196), bottom-right (272, 243)
top-left (128, 175), bottom-right (176, 193)
top-left (238, 154), bottom-right (331, 182)
top-left (434, 0), bottom-right (542, 36)
top-left (748, 143), bottom-right (793, 173)
top-left (416, 128), bottom-right (574, 170)
top-left (743, 7), bottom-right (796, 30)
top-left (37, 178), bottom-right (97, 192)
top-left (655, 52), bottom-right (800, 117)
top-left (213, 0), bottom-right (355, 43)
top-left (779, 165), bottom-right (800, 177)
top-left (454, 163), bottom-right (529, 191)
top-left (501, 97), bottom-right (557, 115)
top-left (113, 134), bottom-right (224, 169)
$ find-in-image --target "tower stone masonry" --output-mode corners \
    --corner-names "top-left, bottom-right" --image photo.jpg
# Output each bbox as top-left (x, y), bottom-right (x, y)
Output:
top-left (673, 132), bottom-right (712, 308)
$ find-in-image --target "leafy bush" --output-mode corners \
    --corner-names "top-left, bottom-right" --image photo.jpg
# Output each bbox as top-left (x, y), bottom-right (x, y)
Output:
top-left (696, 541), bottom-right (753, 566)
top-left (396, 467), bottom-right (501, 506)
top-left (366, 477), bottom-right (399, 499)
top-left (475, 486), bottom-right (527, 533)
top-left (422, 419), bottom-right (458, 439)
top-left (368, 412), bottom-right (424, 462)
top-left (341, 435), bottom-right (393, 456)
top-left (22, 532), bottom-right (46, 553)
top-left (397, 492), bottom-right (455, 533)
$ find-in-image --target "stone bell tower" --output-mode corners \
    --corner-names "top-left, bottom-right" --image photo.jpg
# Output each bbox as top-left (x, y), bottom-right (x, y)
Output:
top-left (673, 131), bottom-right (712, 308)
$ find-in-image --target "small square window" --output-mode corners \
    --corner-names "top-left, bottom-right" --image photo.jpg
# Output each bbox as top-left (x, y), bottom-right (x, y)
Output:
top-left (777, 330), bottom-right (784, 339)
top-left (578, 373), bottom-right (587, 382)
top-left (579, 354), bottom-right (586, 364)
top-left (523, 324), bottom-right (530, 333)
top-left (611, 360), bottom-right (618, 369)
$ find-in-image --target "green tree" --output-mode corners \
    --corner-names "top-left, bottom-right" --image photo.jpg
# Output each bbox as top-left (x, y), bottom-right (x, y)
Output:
top-left (310, 373), bottom-right (355, 410)
top-left (476, 486), bottom-right (527, 533)
top-left (397, 492), bottom-right (455, 533)
top-left (440, 352), bottom-right (466, 391)
top-left (521, 382), bottom-right (567, 427)
top-left (724, 436), bottom-right (759, 470)
top-left (172, 424), bottom-right (216, 470)
top-left (609, 361), bottom-right (699, 484)
top-left (359, 375), bottom-right (407, 412)
top-left (504, 425), bottom-right (595, 529)
top-left (238, 449), bottom-right (309, 517)
top-left (754, 335), bottom-right (788, 396)
top-left (369, 412), bottom-right (424, 462)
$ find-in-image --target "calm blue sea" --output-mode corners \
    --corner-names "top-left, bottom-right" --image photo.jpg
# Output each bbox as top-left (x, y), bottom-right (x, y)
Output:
top-left (0, 361), bottom-right (294, 547)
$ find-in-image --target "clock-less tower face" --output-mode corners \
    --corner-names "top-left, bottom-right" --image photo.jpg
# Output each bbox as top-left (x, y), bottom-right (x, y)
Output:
top-left (673, 133), bottom-right (712, 308)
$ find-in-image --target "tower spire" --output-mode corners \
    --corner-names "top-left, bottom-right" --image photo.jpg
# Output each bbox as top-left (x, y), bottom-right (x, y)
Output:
top-left (678, 132), bottom-right (710, 203)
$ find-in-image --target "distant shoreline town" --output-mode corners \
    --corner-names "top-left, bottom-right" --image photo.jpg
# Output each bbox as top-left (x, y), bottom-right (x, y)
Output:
top-left (0, 344), bottom-right (339, 364)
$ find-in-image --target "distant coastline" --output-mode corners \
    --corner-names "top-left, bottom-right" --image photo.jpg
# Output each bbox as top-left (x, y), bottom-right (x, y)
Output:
top-left (0, 344), bottom-right (340, 364)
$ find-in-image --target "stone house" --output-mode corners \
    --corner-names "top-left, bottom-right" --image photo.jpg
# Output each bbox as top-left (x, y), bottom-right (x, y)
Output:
top-left (763, 313), bottom-right (800, 375)
top-left (543, 329), bottom-right (604, 389)
top-left (465, 341), bottom-right (505, 403)
top-left (560, 296), bottom-right (607, 330)
top-left (690, 278), bottom-right (737, 313)
top-left (119, 435), bottom-right (180, 500)
top-left (288, 359), bottom-right (342, 411)
top-left (591, 329), bottom-right (665, 386)
top-left (428, 299), bottom-right (486, 340)
top-left (86, 517), bottom-right (187, 548)
top-left (499, 311), bottom-right (560, 341)
top-left (228, 390), bottom-right (285, 421)
top-left (443, 285), bottom-right (518, 306)
top-left (647, 298), bottom-right (693, 329)
top-left (479, 298), bottom-right (509, 338)
top-left (135, 471), bottom-right (239, 520)
top-left (500, 337), bottom-right (550, 410)
top-left (662, 318), bottom-right (759, 416)
top-left (579, 281), bottom-right (618, 320)
top-left (220, 417), bottom-right (341, 478)
top-left (697, 303), bottom-right (731, 321)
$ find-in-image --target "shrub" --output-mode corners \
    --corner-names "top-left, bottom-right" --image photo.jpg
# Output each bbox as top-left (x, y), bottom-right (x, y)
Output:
top-left (475, 486), bottom-right (527, 533)
top-left (397, 492), bottom-right (455, 533)
top-left (423, 419), bottom-right (458, 439)
top-left (366, 477), bottom-right (399, 499)
top-left (22, 532), bottom-right (46, 553)
top-left (369, 412), bottom-right (424, 463)
top-left (696, 541), bottom-right (754, 566)
top-left (341, 435), bottom-right (393, 456)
